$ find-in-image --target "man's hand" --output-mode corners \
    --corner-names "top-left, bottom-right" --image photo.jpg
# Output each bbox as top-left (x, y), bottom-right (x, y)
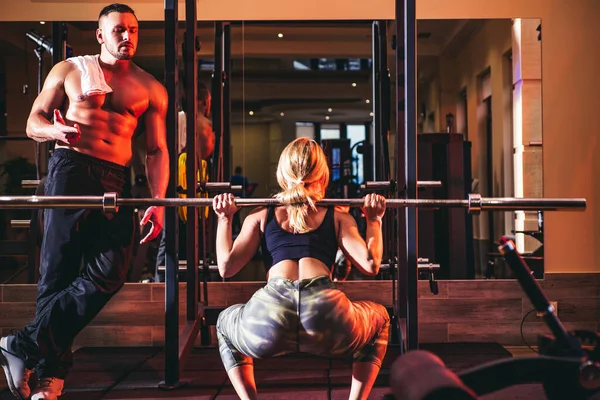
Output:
top-left (53, 109), bottom-right (81, 144)
top-left (140, 205), bottom-right (164, 244)
top-left (212, 193), bottom-right (240, 220)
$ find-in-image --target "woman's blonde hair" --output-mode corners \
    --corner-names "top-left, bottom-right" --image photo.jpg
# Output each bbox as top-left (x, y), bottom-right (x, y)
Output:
top-left (274, 137), bottom-right (330, 233)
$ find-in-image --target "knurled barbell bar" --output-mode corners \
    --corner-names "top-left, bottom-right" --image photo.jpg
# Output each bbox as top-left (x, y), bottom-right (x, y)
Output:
top-left (0, 193), bottom-right (586, 215)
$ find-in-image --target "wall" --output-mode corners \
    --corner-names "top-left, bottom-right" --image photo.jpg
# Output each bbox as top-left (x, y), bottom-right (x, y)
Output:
top-left (417, 76), bottom-right (441, 133)
top-left (230, 122), bottom-right (277, 198)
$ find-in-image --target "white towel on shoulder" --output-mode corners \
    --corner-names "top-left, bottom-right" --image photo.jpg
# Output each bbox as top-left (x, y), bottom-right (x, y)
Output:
top-left (67, 54), bottom-right (113, 96)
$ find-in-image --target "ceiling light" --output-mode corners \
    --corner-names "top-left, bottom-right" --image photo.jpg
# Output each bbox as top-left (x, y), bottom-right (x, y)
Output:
top-left (40, 21), bottom-right (45, 25)
top-left (249, 111), bottom-right (254, 116)
top-left (280, 112), bottom-right (285, 116)
top-left (325, 116), bottom-right (330, 120)
top-left (278, 33), bottom-right (284, 38)
top-left (352, 83), bottom-right (357, 87)
top-left (327, 108), bottom-right (332, 113)
top-left (366, 99), bottom-right (370, 104)
top-left (369, 112), bottom-right (374, 117)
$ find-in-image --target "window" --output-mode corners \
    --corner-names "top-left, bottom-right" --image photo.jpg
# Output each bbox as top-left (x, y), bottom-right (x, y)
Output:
top-left (293, 58), bottom-right (372, 71)
top-left (295, 122), bottom-right (315, 140)
top-left (331, 148), bottom-right (342, 181)
top-left (320, 124), bottom-right (340, 140)
top-left (347, 125), bottom-right (367, 183)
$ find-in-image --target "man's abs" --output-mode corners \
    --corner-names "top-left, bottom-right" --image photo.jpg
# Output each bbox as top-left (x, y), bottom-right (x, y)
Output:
top-left (56, 103), bottom-right (139, 166)
top-left (57, 65), bottom-right (150, 166)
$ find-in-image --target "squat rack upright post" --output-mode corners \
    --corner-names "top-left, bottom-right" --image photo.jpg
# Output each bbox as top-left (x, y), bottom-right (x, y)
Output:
top-left (372, 20), bottom-right (392, 182)
top-left (207, 21), bottom-right (231, 267)
top-left (183, 0), bottom-right (202, 368)
top-left (162, 0), bottom-right (182, 389)
top-left (395, 0), bottom-right (418, 351)
top-left (162, 0), bottom-right (219, 388)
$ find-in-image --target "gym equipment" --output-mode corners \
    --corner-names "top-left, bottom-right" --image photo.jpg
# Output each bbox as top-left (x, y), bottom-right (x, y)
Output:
top-left (177, 154), bottom-right (208, 221)
top-left (0, 193), bottom-right (586, 214)
top-left (388, 237), bottom-right (600, 400)
top-left (360, 180), bottom-right (442, 191)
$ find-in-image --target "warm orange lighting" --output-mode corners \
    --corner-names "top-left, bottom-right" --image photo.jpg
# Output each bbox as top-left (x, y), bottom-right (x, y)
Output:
top-left (278, 33), bottom-right (284, 38)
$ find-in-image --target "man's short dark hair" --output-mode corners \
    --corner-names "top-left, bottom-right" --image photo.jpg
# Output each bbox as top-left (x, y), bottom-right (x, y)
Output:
top-left (235, 166), bottom-right (242, 174)
top-left (99, 3), bottom-right (137, 20)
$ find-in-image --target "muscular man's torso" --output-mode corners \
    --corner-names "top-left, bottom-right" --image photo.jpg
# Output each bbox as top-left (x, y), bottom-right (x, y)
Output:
top-left (56, 61), bottom-right (155, 166)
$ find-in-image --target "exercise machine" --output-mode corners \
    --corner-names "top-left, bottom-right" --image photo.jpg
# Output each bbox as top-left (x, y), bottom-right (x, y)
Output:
top-left (388, 237), bottom-right (600, 400)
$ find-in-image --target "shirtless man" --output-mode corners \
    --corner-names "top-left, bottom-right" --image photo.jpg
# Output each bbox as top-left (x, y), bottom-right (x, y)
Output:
top-left (0, 4), bottom-right (168, 400)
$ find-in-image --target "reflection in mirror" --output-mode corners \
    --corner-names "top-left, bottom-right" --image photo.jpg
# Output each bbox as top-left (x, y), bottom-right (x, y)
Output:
top-left (232, 21), bottom-right (375, 282)
top-left (415, 18), bottom-right (543, 280)
top-left (0, 18), bottom-right (543, 285)
top-left (0, 21), bottom-right (59, 284)
top-left (0, 19), bottom-right (378, 285)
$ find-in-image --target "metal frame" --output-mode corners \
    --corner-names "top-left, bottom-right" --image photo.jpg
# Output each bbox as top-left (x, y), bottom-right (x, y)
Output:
top-left (161, 0), bottom-right (184, 389)
top-left (161, 2), bottom-right (234, 389)
top-left (395, 0), bottom-right (418, 351)
top-left (207, 21), bottom-right (231, 273)
top-left (222, 23), bottom-right (232, 181)
top-left (372, 20), bottom-right (392, 181)
top-left (211, 22), bottom-right (230, 183)
top-left (182, 0), bottom-right (201, 380)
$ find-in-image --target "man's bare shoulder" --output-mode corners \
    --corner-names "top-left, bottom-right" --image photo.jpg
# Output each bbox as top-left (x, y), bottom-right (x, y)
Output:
top-left (133, 65), bottom-right (165, 90)
top-left (49, 60), bottom-right (77, 80)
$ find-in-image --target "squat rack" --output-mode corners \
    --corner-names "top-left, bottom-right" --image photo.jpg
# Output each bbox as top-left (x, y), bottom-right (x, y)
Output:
top-left (162, 0), bottom-right (235, 388)
top-left (159, 0), bottom-right (419, 386)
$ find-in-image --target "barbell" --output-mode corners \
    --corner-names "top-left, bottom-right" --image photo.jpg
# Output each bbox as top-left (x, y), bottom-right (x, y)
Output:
top-left (0, 193), bottom-right (586, 215)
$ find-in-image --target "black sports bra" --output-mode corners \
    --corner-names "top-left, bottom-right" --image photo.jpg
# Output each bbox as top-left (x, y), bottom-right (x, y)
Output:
top-left (260, 206), bottom-right (338, 272)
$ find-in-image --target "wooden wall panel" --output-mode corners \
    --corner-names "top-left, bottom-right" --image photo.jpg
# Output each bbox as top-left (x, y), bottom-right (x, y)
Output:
top-left (0, 273), bottom-right (596, 348)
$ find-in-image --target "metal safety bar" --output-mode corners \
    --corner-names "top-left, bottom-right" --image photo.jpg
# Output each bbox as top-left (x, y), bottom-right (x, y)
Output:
top-left (360, 180), bottom-right (442, 191)
top-left (22, 180), bottom-right (41, 189)
top-left (0, 193), bottom-right (586, 215)
top-left (10, 220), bottom-right (31, 229)
top-left (196, 182), bottom-right (241, 193)
top-left (176, 183), bottom-right (242, 195)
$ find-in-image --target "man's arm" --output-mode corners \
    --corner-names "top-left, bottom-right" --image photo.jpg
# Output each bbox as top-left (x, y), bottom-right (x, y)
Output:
top-left (26, 61), bottom-right (81, 143)
top-left (144, 80), bottom-right (169, 201)
top-left (195, 116), bottom-right (215, 169)
top-left (139, 79), bottom-right (169, 244)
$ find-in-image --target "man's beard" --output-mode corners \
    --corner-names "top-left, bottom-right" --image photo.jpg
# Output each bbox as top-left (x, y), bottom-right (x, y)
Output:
top-left (107, 44), bottom-right (134, 60)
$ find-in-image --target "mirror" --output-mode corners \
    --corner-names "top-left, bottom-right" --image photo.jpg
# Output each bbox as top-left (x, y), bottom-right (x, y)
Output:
top-left (414, 18), bottom-right (543, 280)
top-left (233, 21), bottom-right (374, 281)
top-left (0, 17), bottom-right (542, 284)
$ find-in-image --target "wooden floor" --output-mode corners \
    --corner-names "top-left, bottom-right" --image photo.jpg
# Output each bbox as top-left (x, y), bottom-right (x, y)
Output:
top-left (0, 343), bottom-right (561, 400)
